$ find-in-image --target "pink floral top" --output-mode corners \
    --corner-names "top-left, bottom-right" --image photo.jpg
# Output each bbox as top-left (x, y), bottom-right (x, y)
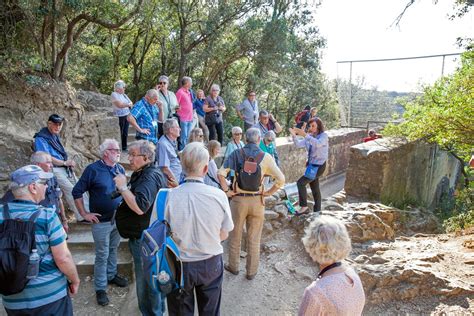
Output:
top-left (298, 267), bottom-right (365, 316)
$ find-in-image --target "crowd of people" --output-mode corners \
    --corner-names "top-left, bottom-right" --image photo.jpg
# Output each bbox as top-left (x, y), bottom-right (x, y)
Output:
top-left (0, 76), bottom-right (366, 315)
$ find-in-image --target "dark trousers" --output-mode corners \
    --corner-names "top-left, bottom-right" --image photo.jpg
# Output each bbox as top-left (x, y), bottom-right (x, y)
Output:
top-left (5, 294), bottom-right (73, 316)
top-left (244, 121), bottom-right (254, 131)
top-left (119, 116), bottom-right (129, 150)
top-left (297, 162), bottom-right (326, 212)
top-left (207, 121), bottom-right (224, 145)
top-left (167, 254), bottom-right (223, 316)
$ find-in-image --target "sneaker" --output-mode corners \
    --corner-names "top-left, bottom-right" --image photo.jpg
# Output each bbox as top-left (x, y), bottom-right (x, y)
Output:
top-left (108, 274), bottom-right (128, 287)
top-left (96, 290), bottom-right (109, 306)
top-left (224, 264), bottom-right (239, 275)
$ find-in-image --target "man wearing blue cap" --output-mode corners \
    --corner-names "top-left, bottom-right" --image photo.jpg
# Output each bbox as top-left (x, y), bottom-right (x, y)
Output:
top-left (0, 165), bottom-right (80, 315)
top-left (33, 114), bottom-right (89, 222)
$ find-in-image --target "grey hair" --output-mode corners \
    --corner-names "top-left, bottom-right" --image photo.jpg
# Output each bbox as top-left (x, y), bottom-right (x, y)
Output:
top-left (158, 75), bottom-right (169, 83)
top-left (245, 128), bottom-right (261, 144)
top-left (181, 76), bottom-right (192, 86)
top-left (30, 151), bottom-right (51, 164)
top-left (259, 110), bottom-right (269, 117)
top-left (146, 89), bottom-right (159, 99)
top-left (264, 130), bottom-right (276, 142)
top-left (181, 142), bottom-right (209, 175)
top-left (231, 126), bottom-right (243, 135)
top-left (207, 140), bottom-right (221, 159)
top-left (99, 139), bottom-right (120, 157)
top-left (210, 84), bottom-right (220, 92)
top-left (114, 80), bottom-right (126, 90)
top-left (163, 118), bottom-right (179, 134)
top-left (128, 140), bottom-right (156, 161)
top-left (302, 215), bottom-right (352, 265)
top-left (11, 185), bottom-right (31, 197)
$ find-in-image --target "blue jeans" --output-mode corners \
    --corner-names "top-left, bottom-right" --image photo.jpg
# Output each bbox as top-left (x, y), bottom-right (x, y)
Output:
top-left (91, 222), bottom-right (121, 291)
top-left (179, 120), bottom-right (194, 150)
top-left (167, 254), bottom-right (223, 316)
top-left (128, 238), bottom-right (162, 316)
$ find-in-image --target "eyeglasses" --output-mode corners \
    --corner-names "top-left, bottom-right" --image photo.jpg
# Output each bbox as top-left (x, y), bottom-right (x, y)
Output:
top-left (129, 153), bottom-right (146, 158)
top-left (158, 82), bottom-right (167, 85)
top-left (249, 94), bottom-right (256, 97)
top-left (107, 148), bottom-right (122, 153)
top-left (233, 133), bottom-right (242, 136)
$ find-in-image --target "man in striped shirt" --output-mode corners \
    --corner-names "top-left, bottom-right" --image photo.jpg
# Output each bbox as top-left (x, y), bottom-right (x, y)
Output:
top-left (0, 165), bottom-right (80, 315)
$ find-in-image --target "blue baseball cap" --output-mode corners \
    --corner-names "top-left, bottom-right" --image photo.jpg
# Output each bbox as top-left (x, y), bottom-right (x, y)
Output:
top-left (10, 165), bottom-right (53, 187)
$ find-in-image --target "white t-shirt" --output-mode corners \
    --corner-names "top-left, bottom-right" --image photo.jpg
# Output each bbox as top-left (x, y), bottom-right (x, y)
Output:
top-left (164, 178), bottom-right (234, 262)
top-left (111, 92), bottom-right (131, 117)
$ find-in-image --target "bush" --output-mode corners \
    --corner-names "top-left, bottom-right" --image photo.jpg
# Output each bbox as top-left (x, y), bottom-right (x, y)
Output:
top-left (441, 188), bottom-right (474, 233)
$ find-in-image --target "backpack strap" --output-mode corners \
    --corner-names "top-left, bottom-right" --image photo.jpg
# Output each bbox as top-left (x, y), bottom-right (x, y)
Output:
top-left (2, 203), bottom-right (10, 220)
top-left (155, 189), bottom-right (170, 222)
top-left (29, 209), bottom-right (42, 222)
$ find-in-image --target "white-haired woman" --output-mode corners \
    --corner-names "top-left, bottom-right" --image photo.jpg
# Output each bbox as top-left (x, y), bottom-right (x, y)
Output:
top-left (203, 84), bottom-right (226, 145)
top-left (299, 216), bottom-right (365, 315)
top-left (111, 80), bottom-right (133, 151)
top-left (224, 126), bottom-right (244, 160)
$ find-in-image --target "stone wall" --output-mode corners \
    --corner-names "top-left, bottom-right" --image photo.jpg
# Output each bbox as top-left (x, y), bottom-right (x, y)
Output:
top-left (344, 137), bottom-right (461, 209)
top-left (276, 128), bottom-right (366, 183)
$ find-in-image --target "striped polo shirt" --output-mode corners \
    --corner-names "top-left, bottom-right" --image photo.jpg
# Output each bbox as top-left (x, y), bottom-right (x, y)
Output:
top-left (0, 200), bottom-right (67, 310)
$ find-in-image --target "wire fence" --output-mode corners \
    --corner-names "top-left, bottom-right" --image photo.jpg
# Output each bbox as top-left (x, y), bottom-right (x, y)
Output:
top-left (336, 53), bottom-right (462, 128)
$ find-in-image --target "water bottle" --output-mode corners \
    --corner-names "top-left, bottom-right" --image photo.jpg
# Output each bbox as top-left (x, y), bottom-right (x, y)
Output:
top-left (27, 249), bottom-right (40, 279)
top-left (157, 271), bottom-right (172, 294)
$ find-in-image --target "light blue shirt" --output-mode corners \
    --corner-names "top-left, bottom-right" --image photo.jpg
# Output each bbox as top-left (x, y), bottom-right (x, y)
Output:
top-left (293, 132), bottom-right (329, 165)
top-left (156, 135), bottom-right (182, 181)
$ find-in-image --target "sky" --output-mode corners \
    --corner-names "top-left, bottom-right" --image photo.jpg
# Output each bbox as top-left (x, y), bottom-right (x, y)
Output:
top-left (313, 0), bottom-right (473, 92)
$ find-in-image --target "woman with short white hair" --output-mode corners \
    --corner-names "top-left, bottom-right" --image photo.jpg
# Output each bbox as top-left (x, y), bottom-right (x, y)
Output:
top-left (298, 216), bottom-right (365, 315)
top-left (111, 80), bottom-right (133, 151)
top-left (224, 126), bottom-right (244, 160)
top-left (203, 84), bottom-right (226, 145)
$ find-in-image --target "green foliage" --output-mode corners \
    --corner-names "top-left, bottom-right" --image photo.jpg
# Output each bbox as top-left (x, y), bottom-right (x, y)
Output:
top-left (384, 49), bottom-right (474, 162)
top-left (441, 188), bottom-right (474, 233)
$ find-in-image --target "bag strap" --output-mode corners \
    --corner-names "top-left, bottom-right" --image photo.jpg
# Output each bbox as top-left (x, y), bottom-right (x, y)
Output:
top-left (2, 203), bottom-right (10, 220)
top-left (29, 209), bottom-right (42, 222)
top-left (155, 189), bottom-right (170, 222)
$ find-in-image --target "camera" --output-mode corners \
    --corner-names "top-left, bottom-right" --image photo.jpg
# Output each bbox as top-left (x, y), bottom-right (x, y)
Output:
top-left (110, 190), bottom-right (121, 199)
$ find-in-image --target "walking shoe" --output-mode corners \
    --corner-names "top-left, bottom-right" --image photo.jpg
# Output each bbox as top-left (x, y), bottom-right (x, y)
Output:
top-left (246, 274), bottom-right (256, 280)
top-left (108, 274), bottom-right (128, 287)
top-left (96, 290), bottom-right (109, 306)
top-left (224, 264), bottom-right (239, 275)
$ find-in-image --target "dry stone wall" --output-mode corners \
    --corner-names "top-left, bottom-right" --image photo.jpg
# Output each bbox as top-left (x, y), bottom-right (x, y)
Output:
top-left (276, 128), bottom-right (366, 183)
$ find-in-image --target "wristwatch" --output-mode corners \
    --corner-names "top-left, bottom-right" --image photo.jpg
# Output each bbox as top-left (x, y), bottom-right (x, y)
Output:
top-left (118, 186), bottom-right (128, 193)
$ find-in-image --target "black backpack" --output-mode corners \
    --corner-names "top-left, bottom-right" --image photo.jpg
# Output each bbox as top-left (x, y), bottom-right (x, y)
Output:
top-left (235, 149), bottom-right (265, 192)
top-left (0, 203), bottom-right (41, 296)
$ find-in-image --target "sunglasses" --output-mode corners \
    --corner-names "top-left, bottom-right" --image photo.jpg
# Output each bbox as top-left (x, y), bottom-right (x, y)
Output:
top-left (233, 133), bottom-right (242, 135)
top-left (158, 82), bottom-right (167, 85)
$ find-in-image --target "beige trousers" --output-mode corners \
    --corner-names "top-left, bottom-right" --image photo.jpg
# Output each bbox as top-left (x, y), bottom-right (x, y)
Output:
top-left (227, 195), bottom-right (264, 276)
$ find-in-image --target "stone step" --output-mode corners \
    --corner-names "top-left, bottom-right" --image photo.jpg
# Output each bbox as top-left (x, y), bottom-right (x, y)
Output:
top-left (66, 226), bottom-right (129, 251)
top-left (72, 247), bottom-right (133, 278)
top-left (119, 152), bottom-right (131, 170)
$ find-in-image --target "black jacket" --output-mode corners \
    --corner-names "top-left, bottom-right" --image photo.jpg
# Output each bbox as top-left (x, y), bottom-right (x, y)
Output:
top-left (115, 163), bottom-right (167, 239)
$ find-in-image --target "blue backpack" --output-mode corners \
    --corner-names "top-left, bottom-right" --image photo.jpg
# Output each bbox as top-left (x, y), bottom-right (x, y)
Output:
top-left (140, 189), bottom-right (184, 304)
